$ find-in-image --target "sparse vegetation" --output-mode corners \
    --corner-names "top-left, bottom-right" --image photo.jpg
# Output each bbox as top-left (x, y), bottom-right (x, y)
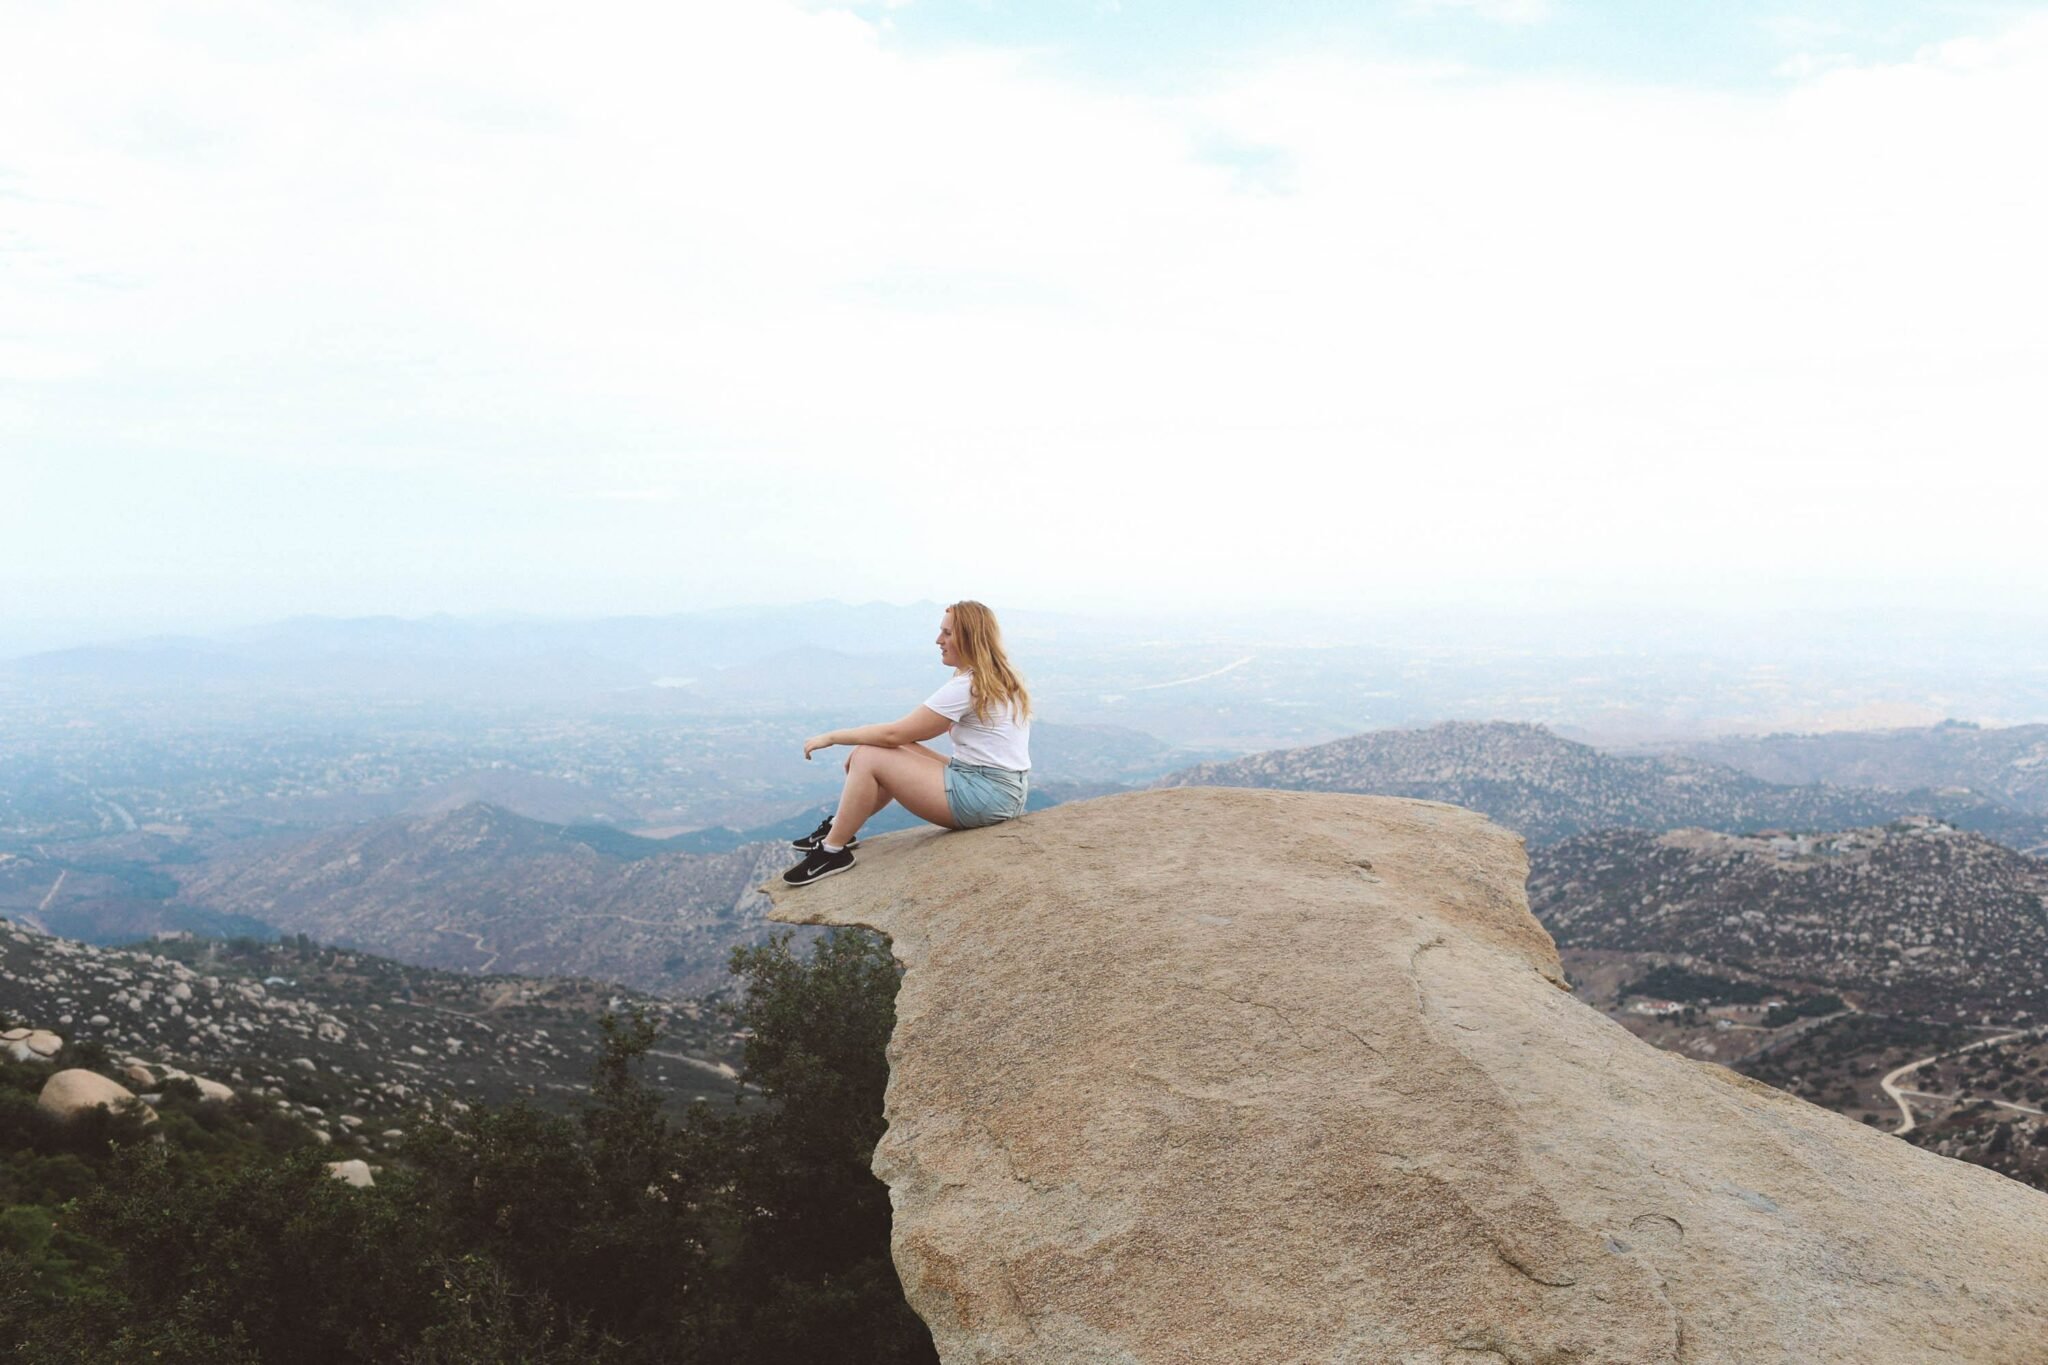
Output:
top-left (1533, 823), bottom-right (2048, 1021)
top-left (0, 929), bottom-right (935, 1364)
top-left (1763, 994), bottom-right (1847, 1028)
top-left (1624, 964), bottom-right (1773, 1005)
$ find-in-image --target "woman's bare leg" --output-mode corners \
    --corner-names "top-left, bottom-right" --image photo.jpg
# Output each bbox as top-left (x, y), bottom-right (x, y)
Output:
top-left (827, 744), bottom-right (946, 834)
top-left (827, 745), bottom-right (956, 845)
top-left (832, 781), bottom-right (893, 833)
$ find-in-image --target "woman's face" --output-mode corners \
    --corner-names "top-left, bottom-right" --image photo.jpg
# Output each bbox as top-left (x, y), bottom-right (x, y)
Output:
top-left (936, 611), bottom-right (960, 668)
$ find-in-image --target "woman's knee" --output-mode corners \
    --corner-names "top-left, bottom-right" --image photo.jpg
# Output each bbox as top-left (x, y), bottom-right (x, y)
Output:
top-left (848, 744), bottom-right (883, 774)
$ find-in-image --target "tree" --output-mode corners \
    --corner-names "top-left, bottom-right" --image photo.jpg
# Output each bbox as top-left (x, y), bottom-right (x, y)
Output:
top-left (705, 929), bottom-right (938, 1365)
top-left (33, 1142), bottom-right (443, 1364)
top-left (404, 1008), bottom-right (710, 1360)
top-left (0, 928), bottom-right (936, 1363)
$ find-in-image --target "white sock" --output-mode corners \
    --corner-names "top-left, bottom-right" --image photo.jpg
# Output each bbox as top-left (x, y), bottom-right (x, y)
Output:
top-left (822, 841), bottom-right (845, 854)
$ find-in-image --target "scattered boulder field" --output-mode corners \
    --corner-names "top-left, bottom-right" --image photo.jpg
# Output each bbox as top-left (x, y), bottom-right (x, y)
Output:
top-left (0, 918), bottom-right (746, 1157)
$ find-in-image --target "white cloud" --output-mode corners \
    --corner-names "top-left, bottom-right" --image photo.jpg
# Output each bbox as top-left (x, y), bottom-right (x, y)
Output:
top-left (1408, 0), bottom-right (1555, 26)
top-left (2, 2), bottom-right (2045, 619)
top-left (1772, 51), bottom-right (1855, 79)
top-left (0, 339), bottom-right (94, 383)
top-left (582, 488), bottom-right (682, 503)
top-left (1761, 14), bottom-right (1847, 46)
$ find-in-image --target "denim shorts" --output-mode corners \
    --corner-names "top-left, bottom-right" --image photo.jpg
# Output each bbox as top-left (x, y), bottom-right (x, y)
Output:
top-left (943, 761), bottom-right (1029, 829)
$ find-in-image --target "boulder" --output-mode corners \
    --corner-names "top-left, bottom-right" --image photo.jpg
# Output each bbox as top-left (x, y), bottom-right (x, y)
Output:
top-left (767, 788), bottom-right (2048, 1365)
top-left (2, 1027), bottom-right (63, 1063)
top-left (37, 1069), bottom-right (155, 1125)
top-left (122, 1063), bottom-right (157, 1088)
top-left (326, 1159), bottom-right (375, 1188)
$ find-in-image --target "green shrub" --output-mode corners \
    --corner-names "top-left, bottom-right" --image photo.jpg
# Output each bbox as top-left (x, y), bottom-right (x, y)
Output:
top-left (0, 928), bottom-right (937, 1364)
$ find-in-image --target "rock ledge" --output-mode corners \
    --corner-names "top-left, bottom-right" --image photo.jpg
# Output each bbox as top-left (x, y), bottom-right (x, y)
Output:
top-left (768, 787), bottom-right (2048, 1364)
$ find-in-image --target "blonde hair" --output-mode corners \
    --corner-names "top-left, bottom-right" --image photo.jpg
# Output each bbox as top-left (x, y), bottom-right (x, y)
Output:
top-left (947, 600), bottom-right (1032, 724)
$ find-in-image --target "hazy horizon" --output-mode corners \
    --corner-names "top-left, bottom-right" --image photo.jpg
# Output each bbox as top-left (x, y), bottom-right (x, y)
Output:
top-left (10, 592), bottom-right (2048, 660)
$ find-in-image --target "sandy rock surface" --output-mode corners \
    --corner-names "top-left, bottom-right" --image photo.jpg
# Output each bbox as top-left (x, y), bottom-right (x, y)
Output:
top-left (767, 787), bottom-right (2048, 1365)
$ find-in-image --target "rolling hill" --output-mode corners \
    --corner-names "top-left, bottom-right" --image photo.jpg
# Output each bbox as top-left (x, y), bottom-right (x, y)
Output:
top-left (1156, 720), bottom-right (2048, 848)
top-left (1527, 820), bottom-right (2048, 1022)
top-left (167, 803), bottom-right (793, 995)
top-left (1677, 720), bottom-right (2048, 826)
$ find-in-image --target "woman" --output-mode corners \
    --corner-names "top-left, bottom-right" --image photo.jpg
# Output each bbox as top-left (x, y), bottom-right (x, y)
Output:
top-left (781, 600), bottom-right (1032, 886)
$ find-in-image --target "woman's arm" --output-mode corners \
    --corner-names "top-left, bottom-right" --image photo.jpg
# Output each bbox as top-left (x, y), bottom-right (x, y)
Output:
top-left (804, 706), bottom-right (951, 760)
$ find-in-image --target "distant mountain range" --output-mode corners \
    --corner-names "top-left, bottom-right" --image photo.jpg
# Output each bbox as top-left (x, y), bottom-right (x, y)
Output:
top-left (210, 767), bottom-right (646, 833)
top-left (1156, 720), bottom-right (2048, 850)
top-left (1528, 821), bottom-right (2048, 1023)
top-left (4, 790), bottom-right (1103, 994)
top-left (1675, 720), bottom-right (2048, 817)
top-left (167, 804), bottom-right (795, 995)
top-left (0, 601), bottom-right (953, 688)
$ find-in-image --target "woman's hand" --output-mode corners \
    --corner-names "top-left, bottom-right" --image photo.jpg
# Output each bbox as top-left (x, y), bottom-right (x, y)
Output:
top-left (802, 734), bottom-right (835, 761)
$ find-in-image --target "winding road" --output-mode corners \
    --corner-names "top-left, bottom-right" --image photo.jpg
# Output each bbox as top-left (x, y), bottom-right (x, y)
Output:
top-left (1881, 1029), bottom-right (2033, 1135)
top-left (1132, 656), bottom-right (1256, 690)
top-left (432, 923), bottom-right (499, 973)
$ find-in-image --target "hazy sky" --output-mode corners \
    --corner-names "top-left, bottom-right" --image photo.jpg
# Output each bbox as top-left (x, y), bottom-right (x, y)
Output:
top-left (4, 0), bottom-right (2044, 638)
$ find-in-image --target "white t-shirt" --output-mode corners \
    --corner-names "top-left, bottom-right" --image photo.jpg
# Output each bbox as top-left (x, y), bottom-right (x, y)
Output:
top-left (923, 671), bottom-right (1031, 772)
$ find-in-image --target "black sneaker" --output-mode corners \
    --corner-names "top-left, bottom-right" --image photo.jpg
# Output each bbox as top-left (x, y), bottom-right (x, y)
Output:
top-left (790, 817), bottom-right (858, 853)
top-left (782, 844), bottom-right (855, 887)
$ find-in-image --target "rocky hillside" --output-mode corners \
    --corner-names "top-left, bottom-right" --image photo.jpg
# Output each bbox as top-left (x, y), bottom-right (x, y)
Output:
top-left (0, 838), bottom-right (280, 944)
top-left (767, 789), bottom-right (2048, 1363)
top-left (167, 802), bottom-right (792, 994)
top-left (0, 919), bottom-right (743, 1149)
top-left (1528, 820), bottom-right (2048, 1022)
top-left (1679, 719), bottom-right (2048, 823)
top-left (1156, 720), bottom-right (2048, 848)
